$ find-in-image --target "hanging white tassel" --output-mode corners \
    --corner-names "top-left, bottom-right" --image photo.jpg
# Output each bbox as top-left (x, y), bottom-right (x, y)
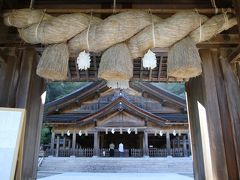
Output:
top-left (107, 80), bottom-right (129, 89)
top-left (142, 49), bottom-right (157, 69)
top-left (76, 50), bottom-right (91, 70)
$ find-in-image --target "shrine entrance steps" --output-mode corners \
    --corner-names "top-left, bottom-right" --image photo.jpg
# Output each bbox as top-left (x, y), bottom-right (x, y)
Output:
top-left (37, 157), bottom-right (193, 179)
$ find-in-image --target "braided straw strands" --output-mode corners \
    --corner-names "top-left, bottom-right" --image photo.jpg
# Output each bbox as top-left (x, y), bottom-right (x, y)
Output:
top-left (68, 10), bottom-right (162, 55)
top-left (127, 11), bottom-right (208, 59)
top-left (18, 13), bottom-right (101, 44)
top-left (3, 9), bottom-right (52, 28)
top-left (98, 43), bottom-right (133, 89)
top-left (36, 43), bottom-right (69, 80)
top-left (189, 14), bottom-right (237, 43)
top-left (167, 13), bottom-right (237, 79)
top-left (167, 37), bottom-right (202, 78)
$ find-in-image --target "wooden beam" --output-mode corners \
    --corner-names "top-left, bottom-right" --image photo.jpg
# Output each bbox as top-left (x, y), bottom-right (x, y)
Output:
top-left (4, 8), bottom-right (232, 15)
top-left (228, 44), bottom-right (240, 63)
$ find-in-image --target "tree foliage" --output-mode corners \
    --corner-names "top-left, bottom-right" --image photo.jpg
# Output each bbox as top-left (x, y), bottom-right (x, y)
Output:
top-left (151, 82), bottom-right (185, 98)
top-left (46, 82), bottom-right (88, 103)
top-left (40, 126), bottom-right (51, 145)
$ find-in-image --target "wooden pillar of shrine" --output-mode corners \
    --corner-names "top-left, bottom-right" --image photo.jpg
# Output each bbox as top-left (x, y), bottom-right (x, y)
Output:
top-left (0, 47), bottom-right (44, 180)
top-left (56, 135), bottom-right (60, 157)
top-left (63, 136), bottom-right (66, 148)
top-left (186, 49), bottom-right (240, 180)
top-left (72, 131), bottom-right (76, 156)
top-left (94, 131), bottom-right (100, 156)
top-left (50, 131), bottom-right (55, 150)
top-left (143, 131), bottom-right (149, 157)
top-left (166, 132), bottom-right (171, 156)
top-left (183, 135), bottom-right (188, 157)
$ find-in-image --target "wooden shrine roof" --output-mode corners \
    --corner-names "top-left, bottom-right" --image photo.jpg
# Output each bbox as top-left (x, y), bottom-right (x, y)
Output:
top-left (44, 81), bottom-right (188, 126)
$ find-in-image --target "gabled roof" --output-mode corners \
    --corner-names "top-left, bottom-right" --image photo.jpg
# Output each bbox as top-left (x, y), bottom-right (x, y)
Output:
top-left (130, 82), bottom-right (186, 108)
top-left (45, 81), bottom-right (109, 114)
top-left (75, 96), bottom-right (170, 126)
top-left (44, 81), bottom-right (188, 126)
top-left (45, 81), bottom-right (186, 114)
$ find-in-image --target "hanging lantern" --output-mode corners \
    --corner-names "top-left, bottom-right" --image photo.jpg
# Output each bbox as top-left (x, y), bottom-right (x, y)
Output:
top-left (142, 49), bottom-right (157, 69)
top-left (76, 50), bottom-right (91, 70)
top-left (105, 128), bottom-right (108, 135)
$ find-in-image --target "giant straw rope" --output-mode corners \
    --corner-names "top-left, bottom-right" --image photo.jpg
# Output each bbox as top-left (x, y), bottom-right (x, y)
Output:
top-left (3, 9), bottom-right (237, 81)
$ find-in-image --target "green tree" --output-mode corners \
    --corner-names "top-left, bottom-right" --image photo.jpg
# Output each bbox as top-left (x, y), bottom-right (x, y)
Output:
top-left (46, 82), bottom-right (88, 103)
top-left (40, 126), bottom-right (51, 145)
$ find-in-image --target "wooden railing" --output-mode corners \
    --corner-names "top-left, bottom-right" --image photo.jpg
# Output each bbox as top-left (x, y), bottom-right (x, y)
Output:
top-left (149, 148), bottom-right (168, 157)
top-left (45, 148), bottom-right (191, 157)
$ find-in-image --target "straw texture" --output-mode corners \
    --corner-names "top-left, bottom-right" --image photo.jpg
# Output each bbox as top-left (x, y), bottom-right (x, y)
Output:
top-left (18, 13), bottom-right (101, 44)
top-left (98, 43), bottom-right (133, 81)
top-left (68, 10), bottom-right (162, 55)
top-left (36, 43), bottom-right (69, 80)
top-left (3, 9), bottom-right (52, 28)
top-left (128, 11), bottom-right (208, 59)
top-left (190, 14), bottom-right (237, 43)
top-left (168, 37), bottom-right (202, 78)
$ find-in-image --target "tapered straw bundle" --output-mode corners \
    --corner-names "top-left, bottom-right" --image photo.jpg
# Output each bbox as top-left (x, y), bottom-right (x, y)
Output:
top-left (36, 43), bottom-right (69, 80)
top-left (98, 43), bottom-right (133, 89)
top-left (168, 37), bottom-right (202, 78)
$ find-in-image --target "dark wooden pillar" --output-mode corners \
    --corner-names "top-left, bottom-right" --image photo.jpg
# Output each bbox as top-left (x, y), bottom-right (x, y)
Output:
top-left (186, 76), bottom-right (207, 180)
top-left (166, 132), bottom-right (171, 156)
top-left (183, 135), bottom-right (187, 157)
top-left (94, 131), bottom-right (100, 156)
top-left (72, 131), bottom-right (76, 156)
top-left (186, 49), bottom-right (240, 180)
top-left (143, 131), bottom-right (149, 157)
top-left (50, 131), bottom-right (55, 150)
top-left (63, 136), bottom-right (66, 149)
top-left (56, 135), bottom-right (60, 157)
top-left (220, 49), bottom-right (240, 175)
top-left (0, 47), bottom-right (45, 180)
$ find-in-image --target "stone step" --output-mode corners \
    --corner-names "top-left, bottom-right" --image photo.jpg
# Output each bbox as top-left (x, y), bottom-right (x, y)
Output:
top-left (38, 157), bottom-right (193, 174)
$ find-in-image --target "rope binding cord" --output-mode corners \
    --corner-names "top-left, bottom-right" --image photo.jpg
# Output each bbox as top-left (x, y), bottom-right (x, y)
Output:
top-left (194, 9), bottom-right (202, 43)
top-left (86, 10), bottom-right (93, 52)
top-left (34, 9), bottom-right (46, 44)
top-left (210, 0), bottom-right (218, 14)
top-left (222, 8), bottom-right (229, 31)
top-left (113, 0), bottom-right (117, 14)
top-left (149, 9), bottom-right (156, 48)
